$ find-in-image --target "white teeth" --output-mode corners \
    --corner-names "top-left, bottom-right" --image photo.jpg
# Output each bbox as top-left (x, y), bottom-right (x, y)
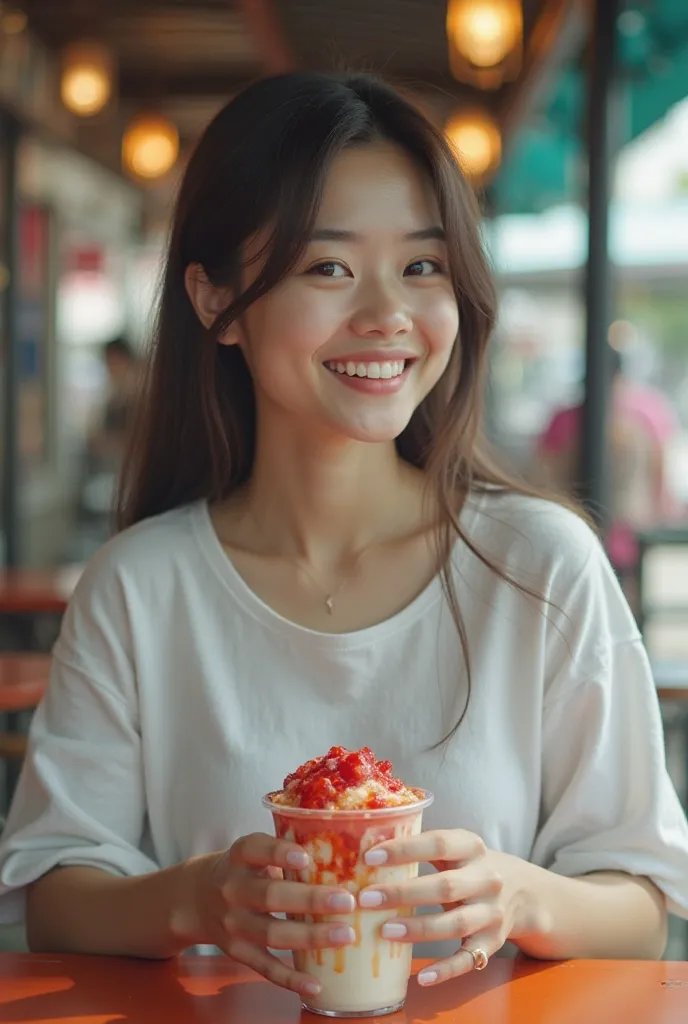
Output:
top-left (327, 359), bottom-right (408, 379)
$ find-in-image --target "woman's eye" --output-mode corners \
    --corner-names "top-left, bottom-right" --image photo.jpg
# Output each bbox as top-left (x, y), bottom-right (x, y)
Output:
top-left (404, 259), bottom-right (443, 277)
top-left (307, 261), bottom-right (348, 278)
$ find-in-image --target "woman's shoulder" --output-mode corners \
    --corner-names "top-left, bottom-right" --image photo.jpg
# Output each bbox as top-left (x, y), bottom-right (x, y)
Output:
top-left (53, 503), bottom-right (209, 687)
top-left (464, 486), bottom-right (602, 582)
top-left (462, 486), bottom-right (641, 658)
top-left (73, 502), bottom-right (205, 605)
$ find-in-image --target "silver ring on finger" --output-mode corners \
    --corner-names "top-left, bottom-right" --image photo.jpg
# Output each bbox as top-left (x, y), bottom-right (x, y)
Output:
top-left (462, 946), bottom-right (489, 971)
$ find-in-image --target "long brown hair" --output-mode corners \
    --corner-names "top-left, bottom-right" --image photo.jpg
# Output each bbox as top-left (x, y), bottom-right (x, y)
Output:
top-left (118, 72), bottom-right (582, 745)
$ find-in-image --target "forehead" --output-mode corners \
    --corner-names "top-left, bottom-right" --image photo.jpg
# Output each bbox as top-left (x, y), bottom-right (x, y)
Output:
top-left (316, 142), bottom-right (441, 231)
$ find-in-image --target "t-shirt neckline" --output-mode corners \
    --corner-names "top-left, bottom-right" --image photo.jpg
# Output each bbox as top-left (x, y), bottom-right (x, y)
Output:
top-left (191, 494), bottom-right (481, 650)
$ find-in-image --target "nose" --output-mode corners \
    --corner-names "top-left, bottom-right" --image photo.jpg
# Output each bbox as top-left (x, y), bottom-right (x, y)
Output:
top-left (349, 282), bottom-right (413, 339)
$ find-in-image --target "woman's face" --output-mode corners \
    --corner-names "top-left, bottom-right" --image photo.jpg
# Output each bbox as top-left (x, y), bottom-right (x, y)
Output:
top-left (234, 142), bottom-right (460, 444)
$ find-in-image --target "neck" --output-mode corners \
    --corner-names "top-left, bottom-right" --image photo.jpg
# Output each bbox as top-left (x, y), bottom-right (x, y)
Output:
top-left (222, 417), bottom-right (430, 567)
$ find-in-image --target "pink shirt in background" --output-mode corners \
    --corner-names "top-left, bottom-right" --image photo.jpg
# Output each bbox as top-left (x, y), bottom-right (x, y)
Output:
top-left (539, 382), bottom-right (679, 571)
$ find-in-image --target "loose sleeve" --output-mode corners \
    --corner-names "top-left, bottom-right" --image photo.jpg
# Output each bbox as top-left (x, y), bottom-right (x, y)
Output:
top-left (0, 553), bottom-right (159, 925)
top-left (531, 535), bottom-right (688, 918)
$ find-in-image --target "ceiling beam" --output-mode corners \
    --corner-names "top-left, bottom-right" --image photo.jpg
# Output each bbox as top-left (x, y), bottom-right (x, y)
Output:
top-left (497, 0), bottom-right (586, 136)
top-left (234, 0), bottom-right (296, 74)
top-left (118, 65), bottom-right (491, 112)
top-left (22, 0), bottom-right (108, 47)
top-left (118, 69), bottom-right (255, 101)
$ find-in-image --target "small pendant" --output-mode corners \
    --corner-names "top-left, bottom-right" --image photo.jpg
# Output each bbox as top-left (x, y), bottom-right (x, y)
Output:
top-left (325, 595), bottom-right (334, 614)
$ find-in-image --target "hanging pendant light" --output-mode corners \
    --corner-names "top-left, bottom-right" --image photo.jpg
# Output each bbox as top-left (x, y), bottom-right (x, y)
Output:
top-left (60, 41), bottom-right (113, 117)
top-left (446, 0), bottom-right (522, 89)
top-left (122, 114), bottom-right (179, 181)
top-left (1, 7), bottom-right (28, 34)
top-left (446, 109), bottom-right (502, 183)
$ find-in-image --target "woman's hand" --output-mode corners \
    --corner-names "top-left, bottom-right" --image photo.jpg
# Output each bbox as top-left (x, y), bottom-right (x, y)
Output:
top-left (188, 833), bottom-right (357, 998)
top-left (357, 829), bottom-right (538, 987)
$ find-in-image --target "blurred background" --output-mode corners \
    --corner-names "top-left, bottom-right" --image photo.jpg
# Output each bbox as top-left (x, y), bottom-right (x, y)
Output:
top-left (0, 0), bottom-right (685, 568)
top-left (0, 0), bottom-right (687, 949)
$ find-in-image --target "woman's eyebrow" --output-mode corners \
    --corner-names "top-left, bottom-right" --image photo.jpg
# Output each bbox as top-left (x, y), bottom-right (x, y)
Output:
top-left (407, 227), bottom-right (445, 241)
top-left (309, 226), bottom-right (445, 242)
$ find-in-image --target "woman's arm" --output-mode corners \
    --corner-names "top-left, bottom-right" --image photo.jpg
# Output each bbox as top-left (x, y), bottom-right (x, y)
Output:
top-left (508, 858), bottom-right (668, 960)
top-left (26, 837), bottom-right (360, 1001)
top-left (26, 861), bottom-right (205, 957)
top-left (0, 557), bottom-right (169, 936)
top-left (354, 832), bottom-right (670, 981)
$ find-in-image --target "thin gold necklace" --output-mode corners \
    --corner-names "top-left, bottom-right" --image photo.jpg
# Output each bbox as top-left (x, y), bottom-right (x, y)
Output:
top-left (290, 562), bottom-right (354, 615)
top-left (248, 510), bottom-right (372, 615)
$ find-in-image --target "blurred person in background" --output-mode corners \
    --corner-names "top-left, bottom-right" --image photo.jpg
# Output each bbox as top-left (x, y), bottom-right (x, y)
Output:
top-left (534, 346), bottom-right (681, 594)
top-left (86, 336), bottom-right (140, 474)
top-left (69, 337), bottom-right (141, 558)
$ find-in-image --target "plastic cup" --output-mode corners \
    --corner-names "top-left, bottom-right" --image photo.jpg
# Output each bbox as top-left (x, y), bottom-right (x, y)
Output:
top-left (263, 791), bottom-right (434, 1017)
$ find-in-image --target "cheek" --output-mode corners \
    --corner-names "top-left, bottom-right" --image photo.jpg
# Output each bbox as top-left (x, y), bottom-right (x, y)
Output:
top-left (422, 295), bottom-right (460, 359)
top-left (240, 295), bottom-right (337, 404)
top-left (245, 289), bottom-right (339, 365)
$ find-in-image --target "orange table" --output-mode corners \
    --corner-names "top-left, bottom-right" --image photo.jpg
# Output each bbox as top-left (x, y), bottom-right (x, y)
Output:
top-left (0, 654), bottom-right (51, 712)
top-left (0, 566), bottom-right (82, 615)
top-left (0, 954), bottom-right (687, 1023)
top-left (0, 654), bottom-right (52, 810)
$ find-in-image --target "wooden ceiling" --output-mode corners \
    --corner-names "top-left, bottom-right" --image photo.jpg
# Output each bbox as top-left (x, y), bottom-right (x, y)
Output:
top-left (18, 0), bottom-right (576, 173)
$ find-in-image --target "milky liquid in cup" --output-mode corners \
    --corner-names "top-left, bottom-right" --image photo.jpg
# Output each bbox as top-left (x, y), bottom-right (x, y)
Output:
top-left (264, 793), bottom-right (433, 1017)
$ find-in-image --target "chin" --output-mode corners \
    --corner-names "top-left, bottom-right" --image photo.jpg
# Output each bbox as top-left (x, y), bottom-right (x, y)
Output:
top-left (330, 415), bottom-right (414, 445)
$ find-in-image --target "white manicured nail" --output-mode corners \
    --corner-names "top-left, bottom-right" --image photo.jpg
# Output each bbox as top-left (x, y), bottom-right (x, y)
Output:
top-left (287, 851), bottom-right (309, 868)
top-left (418, 970), bottom-right (438, 986)
top-left (330, 925), bottom-right (356, 945)
top-left (327, 892), bottom-right (356, 912)
top-left (359, 890), bottom-right (385, 908)
top-left (382, 922), bottom-right (407, 939)
top-left (364, 849), bottom-right (388, 866)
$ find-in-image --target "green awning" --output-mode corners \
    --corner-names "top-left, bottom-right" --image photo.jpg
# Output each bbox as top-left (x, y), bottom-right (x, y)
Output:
top-left (491, 5), bottom-right (688, 214)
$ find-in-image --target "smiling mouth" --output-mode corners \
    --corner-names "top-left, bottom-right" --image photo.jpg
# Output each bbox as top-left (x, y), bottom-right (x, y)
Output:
top-left (324, 359), bottom-right (412, 380)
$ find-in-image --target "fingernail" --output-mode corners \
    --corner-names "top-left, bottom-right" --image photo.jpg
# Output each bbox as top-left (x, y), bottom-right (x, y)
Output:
top-left (418, 970), bottom-right (438, 987)
top-left (327, 892), bottom-right (356, 912)
top-left (303, 981), bottom-right (322, 996)
top-left (329, 924), bottom-right (356, 945)
top-left (364, 849), bottom-right (388, 866)
top-left (287, 851), bottom-right (309, 868)
top-left (359, 890), bottom-right (385, 908)
top-left (382, 922), bottom-right (407, 939)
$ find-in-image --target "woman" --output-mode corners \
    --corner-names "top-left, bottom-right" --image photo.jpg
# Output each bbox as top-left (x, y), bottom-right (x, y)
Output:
top-left (1, 73), bottom-right (686, 998)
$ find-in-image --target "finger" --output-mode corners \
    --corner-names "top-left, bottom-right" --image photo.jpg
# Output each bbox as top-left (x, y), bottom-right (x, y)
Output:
top-left (226, 907), bottom-right (358, 951)
top-left (230, 832), bottom-right (310, 871)
top-left (241, 875), bottom-right (356, 916)
top-left (379, 901), bottom-right (502, 944)
top-left (416, 931), bottom-right (503, 987)
top-left (259, 866), bottom-right (284, 882)
top-left (359, 863), bottom-right (503, 909)
top-left (223, 936), bottom-right (322, 998)
top-left (364, 829), bottom-right (485, 868)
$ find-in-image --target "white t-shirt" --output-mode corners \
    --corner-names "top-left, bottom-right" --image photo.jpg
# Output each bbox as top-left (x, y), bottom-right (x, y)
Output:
top-left (1, 490), bottom-right (687, 945)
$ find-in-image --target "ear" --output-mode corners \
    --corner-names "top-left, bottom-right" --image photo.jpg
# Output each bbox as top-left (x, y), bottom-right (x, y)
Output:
top-left (184, 263), bottom-right (240, 346)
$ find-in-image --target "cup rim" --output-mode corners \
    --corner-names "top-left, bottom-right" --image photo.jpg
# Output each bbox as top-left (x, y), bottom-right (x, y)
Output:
top-left (262, 789), bottom-right (434, 819)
